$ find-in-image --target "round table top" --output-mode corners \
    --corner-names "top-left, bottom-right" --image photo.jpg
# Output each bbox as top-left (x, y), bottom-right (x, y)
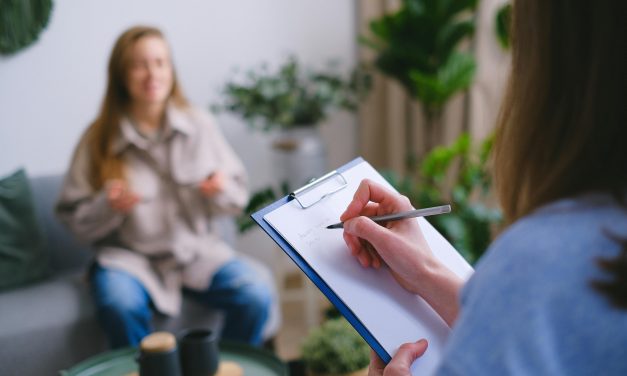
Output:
top-left (60, 341), bottom-right (288, 376)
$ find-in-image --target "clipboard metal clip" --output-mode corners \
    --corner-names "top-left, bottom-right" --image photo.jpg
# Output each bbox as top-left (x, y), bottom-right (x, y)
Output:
top-left (289, 170), bottom-right (348, 209)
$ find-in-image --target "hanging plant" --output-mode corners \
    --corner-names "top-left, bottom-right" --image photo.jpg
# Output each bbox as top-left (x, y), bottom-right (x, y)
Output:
top-left (0, 0), bottom-right (53, 55)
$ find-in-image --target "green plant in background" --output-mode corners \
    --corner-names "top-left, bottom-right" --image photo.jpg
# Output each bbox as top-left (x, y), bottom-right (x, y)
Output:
top-left (0, 0), bottom-right (53, 55)
top-left (361, 0), bottom-right (478, 164)
top-left (213, 56), bottom-right (371, 131)
top-left (301, 318), bottom-right (370, 375)
top-left (495, 2), bottom-right (512, 49)
top-left (385, 133), bottom-right (501, 264)
top-left (237, 182), bottom-right (291, 233)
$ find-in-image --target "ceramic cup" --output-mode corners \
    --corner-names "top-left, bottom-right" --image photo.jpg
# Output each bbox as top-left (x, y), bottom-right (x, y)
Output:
top-left (137, 331), bottom-right (182, 376)
top-left (178, 328), bottom-right (220, 376)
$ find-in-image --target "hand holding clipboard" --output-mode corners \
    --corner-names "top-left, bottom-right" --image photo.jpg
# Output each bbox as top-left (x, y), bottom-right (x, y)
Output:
top-left (253, 158), bottom-right (473, 376)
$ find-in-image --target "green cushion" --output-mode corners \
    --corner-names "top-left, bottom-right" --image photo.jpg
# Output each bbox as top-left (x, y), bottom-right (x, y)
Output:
top-left (0, 169), bottom-right (48, 291)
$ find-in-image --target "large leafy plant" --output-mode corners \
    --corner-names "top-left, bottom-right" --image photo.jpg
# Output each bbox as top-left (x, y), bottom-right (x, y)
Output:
top-left (385, 133), bottom-right (501, 263)
top-left (361, 0), bottom-right (478, 165)
top-left (214, 56), bottom-right (370, 131)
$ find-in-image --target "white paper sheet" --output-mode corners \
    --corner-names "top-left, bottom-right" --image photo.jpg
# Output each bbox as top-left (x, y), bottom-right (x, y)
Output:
top-left (264, 161), bottom-right (473, 375)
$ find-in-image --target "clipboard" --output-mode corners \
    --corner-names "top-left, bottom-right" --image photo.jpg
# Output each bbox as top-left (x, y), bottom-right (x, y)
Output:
top-left (252, 157), bottom-right (473, 374)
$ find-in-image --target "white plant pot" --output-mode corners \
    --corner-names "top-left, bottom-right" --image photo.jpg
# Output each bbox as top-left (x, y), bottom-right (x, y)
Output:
top-left (272, 126), bottom-right (328, 191)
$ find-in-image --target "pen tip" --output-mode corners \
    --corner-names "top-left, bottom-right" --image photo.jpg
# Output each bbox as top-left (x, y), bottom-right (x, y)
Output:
top-left (326, 223), bottom-right (343, 229)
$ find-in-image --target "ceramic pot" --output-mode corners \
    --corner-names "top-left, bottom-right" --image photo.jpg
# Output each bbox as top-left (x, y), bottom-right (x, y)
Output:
top-left (272, 126), bottom-right (328, 191)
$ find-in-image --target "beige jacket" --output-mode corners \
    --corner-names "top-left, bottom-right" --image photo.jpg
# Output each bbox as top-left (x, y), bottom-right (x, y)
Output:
top-left (56, 105), bottom-right (249, 315)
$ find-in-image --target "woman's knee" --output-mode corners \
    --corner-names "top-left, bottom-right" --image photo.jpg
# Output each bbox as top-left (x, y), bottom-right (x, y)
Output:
top-left (237, 282), bottom-right (272, 316)
top-left (91, 265), bottom-right (151, 315)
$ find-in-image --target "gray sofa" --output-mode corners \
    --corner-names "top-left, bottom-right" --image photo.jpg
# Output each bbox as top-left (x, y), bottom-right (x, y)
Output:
top-left (0, 174), bottom-right (280, 376)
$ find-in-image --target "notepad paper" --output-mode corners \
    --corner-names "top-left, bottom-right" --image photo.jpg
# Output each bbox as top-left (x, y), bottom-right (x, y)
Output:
top-left (263, 160), bottom-right (473, 375)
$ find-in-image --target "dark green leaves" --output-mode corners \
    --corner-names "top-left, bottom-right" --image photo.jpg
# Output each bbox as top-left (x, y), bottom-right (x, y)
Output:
top-left (214, 56), bottom-right (371, 131)
top-left (410, 52), bottom-right (476, 116)
top-left (0, 0), bottom-right (53, 55)
top-left (495, 2), bottom-right (512, 49)
top-left (362, 0), bottom-right (477, 108)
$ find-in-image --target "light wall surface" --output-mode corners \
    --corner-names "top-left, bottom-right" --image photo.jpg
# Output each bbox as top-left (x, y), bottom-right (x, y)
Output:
top-left (0, 0), bottom-right (358, 191)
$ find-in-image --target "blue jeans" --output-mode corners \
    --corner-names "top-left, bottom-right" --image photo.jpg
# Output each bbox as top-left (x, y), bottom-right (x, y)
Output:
top-left (90, 259), bottom-right (272, 349)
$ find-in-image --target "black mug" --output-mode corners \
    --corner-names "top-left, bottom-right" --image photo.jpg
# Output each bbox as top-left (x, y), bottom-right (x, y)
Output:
top-left (137, 332), bottom-right (182, 376)
top-left (178, 328), bottom-right (220, 376)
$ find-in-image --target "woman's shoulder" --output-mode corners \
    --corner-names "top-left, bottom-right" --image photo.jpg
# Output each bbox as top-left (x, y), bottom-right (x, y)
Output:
top-left (464, 192), bottom-right (626, 307)
top-left (440, 193), bottom-right (627, 375)
top-left (489, 192), bottom-right (626, 262)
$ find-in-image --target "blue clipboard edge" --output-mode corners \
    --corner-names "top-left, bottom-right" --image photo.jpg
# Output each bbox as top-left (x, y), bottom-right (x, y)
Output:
top-left (251, 156), bottom-right (392, 363)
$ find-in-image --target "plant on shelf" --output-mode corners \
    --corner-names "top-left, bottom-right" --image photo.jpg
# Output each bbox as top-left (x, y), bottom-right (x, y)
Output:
top-left (361, 0), bottom-right (478, 168)
top-left (217, 56), bottom-right (371, 233)
top-left (301, 318), bottom-right (370, 376)
top-left (213, 56), bottom-right (371, 131)
top-left (384, 133), bottom-right (501, 264)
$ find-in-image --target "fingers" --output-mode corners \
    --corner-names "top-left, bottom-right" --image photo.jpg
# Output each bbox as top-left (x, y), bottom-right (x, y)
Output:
top-left (341, 179), bottom-right (386, 221)
top-left (199, 172), bottom-right (225, 197)
top-left (106, 179), bottom-right (125, 201)
top-left (368, 349), bottom-right (385, 376)
top-left (361, 239), bottom-right (383, 269)
top-left (385, 340), bottom-right (428, 375)
top-left (340, 179), bottom-right (412, 221)
top-left (368, 341), bottom-right (427, 376)
top-left (343, 232), bottom-right (382, 268)
top-left (343, 216), bottom-right (397, 258)
top-left (359, 202), bottom-right (380, 218)
top-left (106, 180), bottom-right (140, 213)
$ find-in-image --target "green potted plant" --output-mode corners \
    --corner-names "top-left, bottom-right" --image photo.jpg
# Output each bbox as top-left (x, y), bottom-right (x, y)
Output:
top-left (361, 0), bottom-right (478, 169)
top-left (215, 56), bottom-right (370, 229)
top-left (214, 55), bottom-right (370, 131)
top-left (214, 55), bottom-right (370, 192)
top-left (301, 318), bottom-right (370, 376)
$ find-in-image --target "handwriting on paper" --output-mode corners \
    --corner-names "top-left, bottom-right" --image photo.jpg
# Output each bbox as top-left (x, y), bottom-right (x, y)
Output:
top-left (297, 215), bottom-right (333, 248)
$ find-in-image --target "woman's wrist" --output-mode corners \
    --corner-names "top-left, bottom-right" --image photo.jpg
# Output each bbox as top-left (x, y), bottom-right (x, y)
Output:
top-left (415, 257), bottom-right (464, 327)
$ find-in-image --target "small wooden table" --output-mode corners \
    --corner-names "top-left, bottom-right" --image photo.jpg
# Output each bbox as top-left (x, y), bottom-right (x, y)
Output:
top-left (60, 341), bottom-right (288, 376)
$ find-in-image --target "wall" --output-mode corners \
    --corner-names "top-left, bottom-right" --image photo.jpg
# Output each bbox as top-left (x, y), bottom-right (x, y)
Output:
top-left (0, 0), bottom-right (358, 190)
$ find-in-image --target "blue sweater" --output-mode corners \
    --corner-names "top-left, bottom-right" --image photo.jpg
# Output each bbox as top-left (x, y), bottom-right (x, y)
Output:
top-left (437, 194), bottom-right (627, 375)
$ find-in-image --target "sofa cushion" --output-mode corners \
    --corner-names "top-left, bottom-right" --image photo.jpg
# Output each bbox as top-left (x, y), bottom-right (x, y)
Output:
top-left (29, 174), bottom-right (92, 273)
top-left (0, 169), bottom-right (49, 291)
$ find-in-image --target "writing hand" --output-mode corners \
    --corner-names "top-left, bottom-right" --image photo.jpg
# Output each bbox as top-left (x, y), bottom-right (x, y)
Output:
top-left (341, 179), bottom-right (464, 326)
top-left (368, 340), bottom-right (428, 376)
top-left (106, 179), bottom-right (141, 214)
top-left (199, 171), bottom-right (225, 198)
top-left (340, 179), bottom-right (433, 295)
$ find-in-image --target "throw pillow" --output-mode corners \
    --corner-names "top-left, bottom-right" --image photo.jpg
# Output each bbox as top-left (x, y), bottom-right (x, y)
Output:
top-left (0, 168), bottom-right (48, 290)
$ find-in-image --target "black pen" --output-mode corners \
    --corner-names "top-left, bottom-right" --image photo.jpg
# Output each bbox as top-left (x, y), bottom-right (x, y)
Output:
top-left (326, 204), bottom-right (451, 229)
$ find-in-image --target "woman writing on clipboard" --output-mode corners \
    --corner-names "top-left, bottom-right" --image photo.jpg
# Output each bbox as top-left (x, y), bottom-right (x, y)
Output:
top-left (342, 1), bottom-right (627, 374)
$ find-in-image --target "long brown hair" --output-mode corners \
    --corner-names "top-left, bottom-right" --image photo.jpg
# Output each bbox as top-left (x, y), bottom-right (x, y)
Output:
top-left (493, 2), bottom-right (626, 307)
top-left (84, 25), bottom-right (188, 190)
